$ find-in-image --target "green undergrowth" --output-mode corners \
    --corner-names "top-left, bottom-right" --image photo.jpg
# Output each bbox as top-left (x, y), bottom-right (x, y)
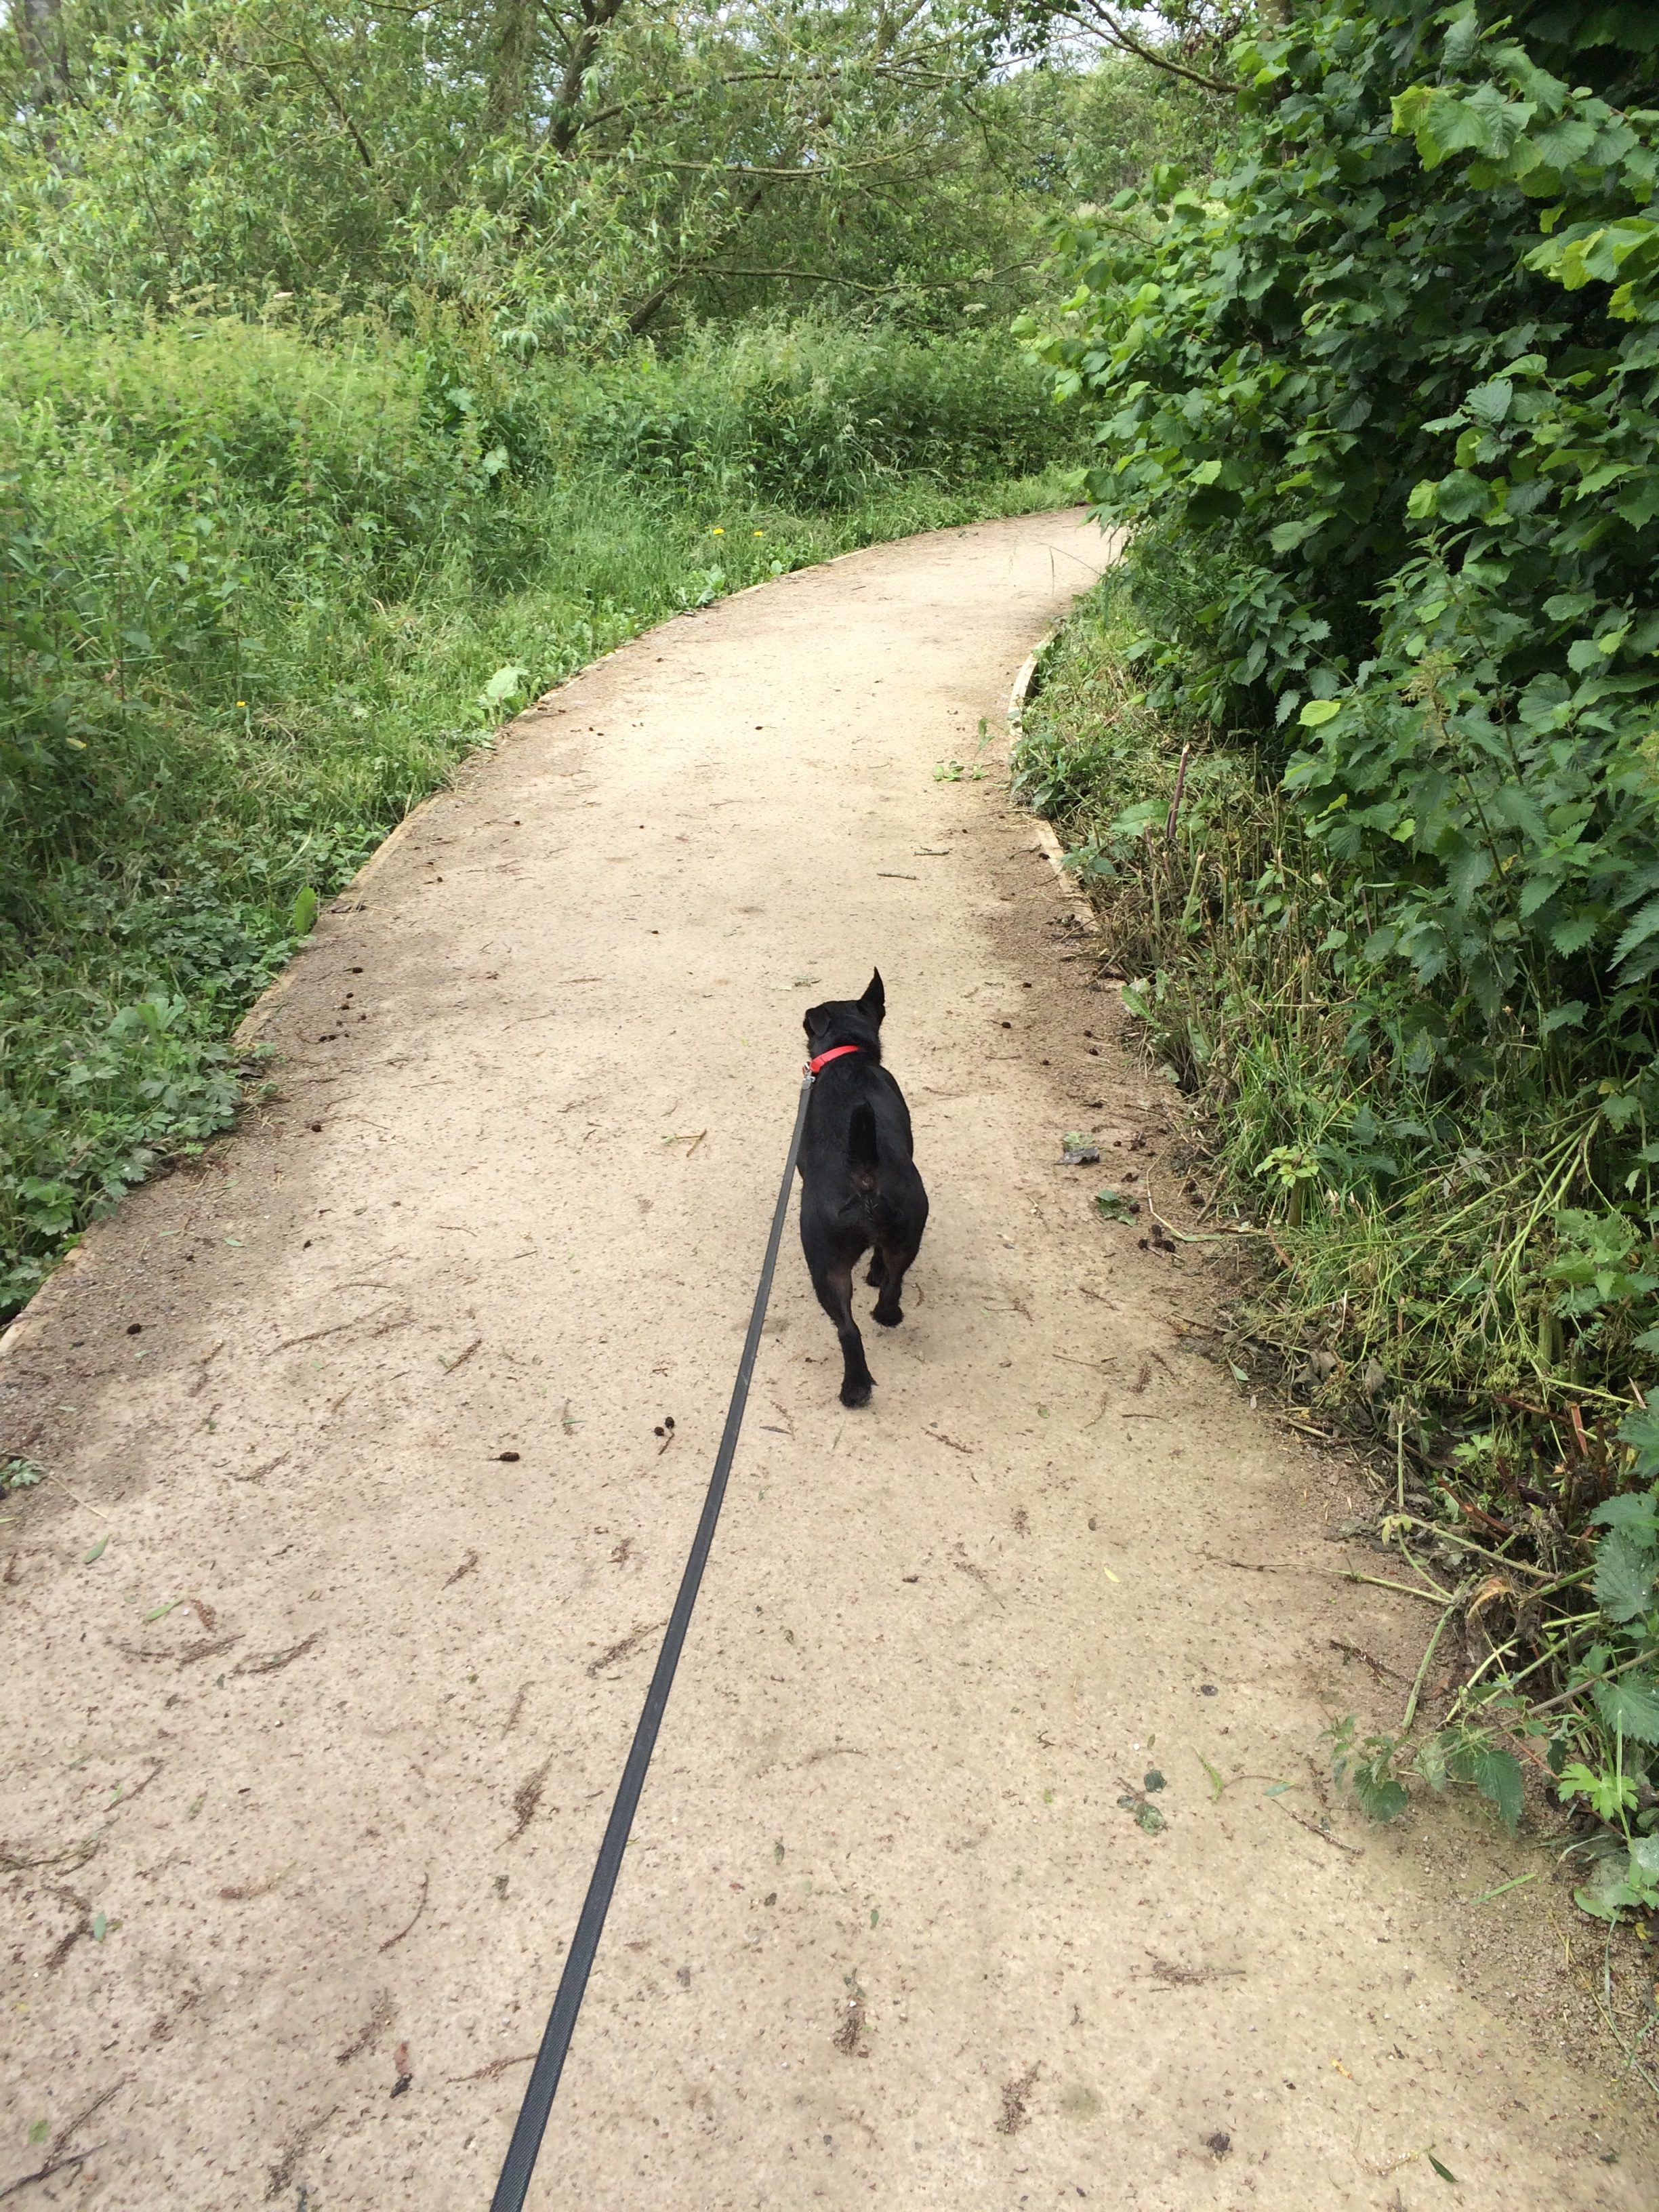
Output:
top-left (1, 312), bottom-right (1080, 1317)
top-left (1017, 568), bottom-right (1659, 1948)
top-left (1013, 0), bottom-right (1659, 1965)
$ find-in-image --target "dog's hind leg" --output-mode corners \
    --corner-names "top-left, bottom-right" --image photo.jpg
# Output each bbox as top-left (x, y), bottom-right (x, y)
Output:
top-left (865, 1250), bottom-right (887, 1288)
top-left (811, 1256), bottom-right (875, 1408)
top-left (871, 1239), bottom-right (920, 1329)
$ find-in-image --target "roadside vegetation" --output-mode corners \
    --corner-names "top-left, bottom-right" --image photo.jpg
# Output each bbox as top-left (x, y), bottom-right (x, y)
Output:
top-left (0, 316), bottom-right (1076, 1314)
top-left (1017, 1), bottom-right (1659, 1936)
top-left (0, 0), bottom-right (1242, 1317)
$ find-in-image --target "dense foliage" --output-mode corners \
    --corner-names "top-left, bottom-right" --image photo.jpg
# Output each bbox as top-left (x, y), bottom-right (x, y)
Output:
top-left (1021, 0), bottom-right (1659, 1910)
top-left (1030, 2), bottom-right (1659, 1054)
top-left (0, 0), bottom-right (1226, 342)
top-left (1, 0), bottom-right (1021, 335)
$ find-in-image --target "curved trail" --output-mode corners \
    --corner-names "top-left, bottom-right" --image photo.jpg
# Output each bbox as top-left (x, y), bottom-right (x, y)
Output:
top-left (2, 512), bottom-right (1653, 2209)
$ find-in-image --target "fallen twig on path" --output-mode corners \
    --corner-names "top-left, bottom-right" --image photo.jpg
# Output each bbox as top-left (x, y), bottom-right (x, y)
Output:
top-left (0, 2078), bottom-right (127, 2201)
top-left (45, 1475), bottom-right (110, 1523)
top-left (233, 1632), bottom-right (321, 1677)
top-left (1329, 1638), bottom-right (1410, 1686)
top-left (379, 1870), bottom-right (430, 1953)
top-left (270, 1305), bottom-right (394, 1353)
top-left (449, 2053), bottom-right (537, 2085)
top-left (1278, 1802), bottom-right (1363, 1856)
top-left (1199, 1548), bottom-right (1332, 1576)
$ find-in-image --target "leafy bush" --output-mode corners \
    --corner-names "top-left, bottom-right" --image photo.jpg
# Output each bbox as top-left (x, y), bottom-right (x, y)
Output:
top-left (1023, 3), bottom-right (1659, 1055)
top-left (1014, 571), bottom-right (1641, 1406)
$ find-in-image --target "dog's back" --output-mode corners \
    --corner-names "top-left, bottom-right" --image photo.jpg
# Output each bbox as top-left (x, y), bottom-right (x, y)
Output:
top-left (798, 970), bottom-right (928, 1407)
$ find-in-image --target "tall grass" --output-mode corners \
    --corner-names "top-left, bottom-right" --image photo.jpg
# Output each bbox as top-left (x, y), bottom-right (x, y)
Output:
top-left (1, 312), bottom-right (1080, 1314)
top-left (574, 322), bottom-right (1071, 506)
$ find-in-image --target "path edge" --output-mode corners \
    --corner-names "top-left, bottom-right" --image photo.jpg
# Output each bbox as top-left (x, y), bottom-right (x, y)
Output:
top-left (1005, 523), bottom-right (1124, 935)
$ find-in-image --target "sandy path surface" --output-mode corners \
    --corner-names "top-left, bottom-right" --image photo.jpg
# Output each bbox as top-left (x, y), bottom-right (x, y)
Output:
top-left (3, 511), bottom-right (1656, 2210)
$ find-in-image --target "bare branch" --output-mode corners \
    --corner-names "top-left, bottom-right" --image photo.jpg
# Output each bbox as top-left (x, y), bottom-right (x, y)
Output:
top-left (1057, 1), bottom-right (1238, 98)
top-left (697, 264), bottom-right (893, 293)
top-left (657, 143), bottom-right (927, 180)
top-left (698, 258), bottom-right (1038, 296)
top-left (627, 181), bottom-right (768, 335)
top-left (573, 62), bottom-right (922, 140)
top-left (279, 45), bottom-right (380, 171)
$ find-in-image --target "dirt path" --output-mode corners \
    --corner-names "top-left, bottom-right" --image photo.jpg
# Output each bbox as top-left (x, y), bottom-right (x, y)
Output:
top-left (2, 512), bottom-right (1654, 2210)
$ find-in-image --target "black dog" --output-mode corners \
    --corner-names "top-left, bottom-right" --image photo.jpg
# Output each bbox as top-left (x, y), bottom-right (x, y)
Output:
top-left (798, 970), bottom-right (929, 1408)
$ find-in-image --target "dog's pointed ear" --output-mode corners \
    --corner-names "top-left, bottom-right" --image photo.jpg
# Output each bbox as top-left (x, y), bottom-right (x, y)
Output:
top-left (860, 968), bottom-right (885, 1023)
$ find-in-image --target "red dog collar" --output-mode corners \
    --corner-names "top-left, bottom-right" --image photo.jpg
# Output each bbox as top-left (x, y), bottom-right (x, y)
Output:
top-left (808, 1044), bottom-right (862, 1076)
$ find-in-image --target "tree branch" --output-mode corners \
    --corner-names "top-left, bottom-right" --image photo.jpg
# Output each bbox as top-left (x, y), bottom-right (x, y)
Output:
top-left (874, 0), bottom-right (930, 58)
top-left (699, 258), bottom-right (1038, 295)
top-left (544, 0), bottom-right (630, 155)
top-left (281, 44), bottom-right (379, 171)
top-left (572, 63), bottom-right (911, 140)
top-left (658, 144), bottom-right (926, 180)
top-left (1059, 1), bottom-right (1238, 98)
top-left (697, 264), bottom-right (893, 293)
top-left (626, 182), bottom-right (767, 335)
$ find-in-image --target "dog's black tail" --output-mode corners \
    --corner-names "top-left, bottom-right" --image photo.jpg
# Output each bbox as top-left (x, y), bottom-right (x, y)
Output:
top-left (848, 1101), bottom-right (879, 1193)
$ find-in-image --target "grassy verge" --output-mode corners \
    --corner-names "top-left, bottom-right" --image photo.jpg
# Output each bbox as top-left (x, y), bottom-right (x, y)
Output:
top-left (1, 314), bottom-right (1079, 1317)
top-left (1017, 568), bottom-right (1659, 1946)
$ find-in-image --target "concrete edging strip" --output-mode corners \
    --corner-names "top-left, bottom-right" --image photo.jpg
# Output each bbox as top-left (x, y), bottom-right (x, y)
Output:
top-left (1006, 626), bottom-right (1098, 936)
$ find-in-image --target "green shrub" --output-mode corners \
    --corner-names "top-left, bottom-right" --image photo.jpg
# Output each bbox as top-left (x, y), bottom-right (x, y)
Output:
top-left (1019, 8), bottom-right (1659, 1877)
top-left (1022, 3), bottom-right (1659, 1069)
top-left (1017, 571), bottom-right (1659, 1406)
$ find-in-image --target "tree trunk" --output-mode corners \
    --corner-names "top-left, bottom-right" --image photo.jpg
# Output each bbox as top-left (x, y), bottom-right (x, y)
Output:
top-left (546, 0), bottom-right (630, 157)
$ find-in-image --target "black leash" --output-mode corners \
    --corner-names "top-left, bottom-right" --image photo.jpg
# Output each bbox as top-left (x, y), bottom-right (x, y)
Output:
top-left (490, 1069), bottom-right (815, 2212)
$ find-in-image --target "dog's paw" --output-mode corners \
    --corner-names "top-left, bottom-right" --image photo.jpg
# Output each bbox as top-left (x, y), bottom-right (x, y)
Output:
top-left (873, 1303), bottom-right (903, 1328)
top-left (840, 1376), bottom-right (874, 1408)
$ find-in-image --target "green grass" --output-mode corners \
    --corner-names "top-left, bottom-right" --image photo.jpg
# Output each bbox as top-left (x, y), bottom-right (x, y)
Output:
top-left (1, 312), bottom-right (1081, 1315)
